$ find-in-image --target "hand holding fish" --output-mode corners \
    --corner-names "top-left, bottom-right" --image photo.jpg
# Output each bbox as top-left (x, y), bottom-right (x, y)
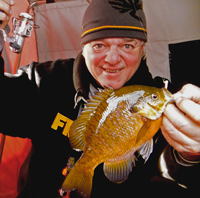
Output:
top-left (161, 84), bottom-right (200, 161)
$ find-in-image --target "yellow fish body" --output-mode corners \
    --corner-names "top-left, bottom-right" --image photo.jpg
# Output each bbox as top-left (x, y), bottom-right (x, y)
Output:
top-left (62, 85), bottom-right (173, 197)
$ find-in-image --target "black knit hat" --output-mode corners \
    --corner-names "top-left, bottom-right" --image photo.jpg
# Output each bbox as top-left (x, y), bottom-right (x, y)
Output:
top-left (81, 0), bottom-right (147, 45)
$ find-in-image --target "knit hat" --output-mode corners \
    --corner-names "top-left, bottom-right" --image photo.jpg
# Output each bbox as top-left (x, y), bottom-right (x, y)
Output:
top-left (81, 0), bottom-right (147, 45)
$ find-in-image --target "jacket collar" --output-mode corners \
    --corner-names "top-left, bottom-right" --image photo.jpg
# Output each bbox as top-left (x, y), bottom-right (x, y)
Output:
top-left (73, 52), bottom-right (93, 107)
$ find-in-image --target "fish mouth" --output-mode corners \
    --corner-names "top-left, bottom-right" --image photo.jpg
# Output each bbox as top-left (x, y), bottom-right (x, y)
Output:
top-left (167, 98), bottom-right (175, 104)
top-left (163, 88), bottom-right (175, 104)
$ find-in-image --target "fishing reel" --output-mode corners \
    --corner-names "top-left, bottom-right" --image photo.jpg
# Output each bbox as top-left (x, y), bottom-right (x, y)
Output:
top-left (0, 12), bottom-right (34, 53)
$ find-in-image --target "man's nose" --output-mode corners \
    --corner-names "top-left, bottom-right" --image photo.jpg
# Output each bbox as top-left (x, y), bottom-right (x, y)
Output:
top-left (104, 46), bottom-right (121, 65)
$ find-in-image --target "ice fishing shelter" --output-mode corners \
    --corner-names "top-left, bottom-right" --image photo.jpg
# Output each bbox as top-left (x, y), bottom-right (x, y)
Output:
top-left (1, 0), bottom-right (200, 197)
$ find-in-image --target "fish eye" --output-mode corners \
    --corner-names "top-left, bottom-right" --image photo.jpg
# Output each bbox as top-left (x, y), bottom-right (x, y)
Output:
top-left (151, 93), bottom-right (159, 100)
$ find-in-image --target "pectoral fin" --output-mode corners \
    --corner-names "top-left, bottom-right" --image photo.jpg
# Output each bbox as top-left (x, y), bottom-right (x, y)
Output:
top-left (137, 139), bottom-right (154, 163)
top-left (135, 119), bottom-right (152, 145)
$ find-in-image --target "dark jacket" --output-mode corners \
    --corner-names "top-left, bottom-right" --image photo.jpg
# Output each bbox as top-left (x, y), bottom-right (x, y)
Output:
top-left (1, 53), bottom-right (199, 198)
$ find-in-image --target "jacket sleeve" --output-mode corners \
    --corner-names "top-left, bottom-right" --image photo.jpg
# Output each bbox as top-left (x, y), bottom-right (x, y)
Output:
top-left (1, 58), bottom-right (40, 139)
top-left (159, 143), bottom-right (200, 192)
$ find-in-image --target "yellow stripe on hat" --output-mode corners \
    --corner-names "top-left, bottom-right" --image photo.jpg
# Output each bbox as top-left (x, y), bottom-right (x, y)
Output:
top-left (81, 25), bottom-right (147, 38)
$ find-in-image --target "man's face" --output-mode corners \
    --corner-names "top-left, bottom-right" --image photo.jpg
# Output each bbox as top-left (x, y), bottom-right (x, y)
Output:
top-left (82, 38), bottom-right (144, 90)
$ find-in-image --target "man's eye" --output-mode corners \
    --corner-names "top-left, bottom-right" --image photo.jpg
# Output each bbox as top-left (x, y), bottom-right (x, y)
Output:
top-left (93, 44), bottom-right (104, 49)
top-left (124, 44), bottom-right (134, 50)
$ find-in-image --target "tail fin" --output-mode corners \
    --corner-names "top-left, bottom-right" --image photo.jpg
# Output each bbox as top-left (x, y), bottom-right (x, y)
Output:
top-left (61, 163), bottom-right (94, 198)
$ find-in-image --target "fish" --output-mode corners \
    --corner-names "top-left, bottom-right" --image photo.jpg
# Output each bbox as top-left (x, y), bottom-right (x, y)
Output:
top-left (62, 85), bottom-right (173, 197)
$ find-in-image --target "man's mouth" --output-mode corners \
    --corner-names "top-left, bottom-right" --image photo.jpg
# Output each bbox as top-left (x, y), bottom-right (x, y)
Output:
top-left (104, 69), bottom-right (122, 73)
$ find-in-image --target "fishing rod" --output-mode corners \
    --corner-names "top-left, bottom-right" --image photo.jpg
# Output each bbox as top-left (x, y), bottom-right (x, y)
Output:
top-left (0, 10), bottom-right (34, 164)
top-left (0, 1), bottom-right (43, 164)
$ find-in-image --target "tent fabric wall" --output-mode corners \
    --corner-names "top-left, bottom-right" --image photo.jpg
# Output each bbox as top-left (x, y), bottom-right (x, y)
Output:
top-left (34, 0), bottom-right (89, 62)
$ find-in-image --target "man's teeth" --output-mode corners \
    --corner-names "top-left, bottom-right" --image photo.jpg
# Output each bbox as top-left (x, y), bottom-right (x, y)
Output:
top-left (106, 69), bottom-right (120, 73)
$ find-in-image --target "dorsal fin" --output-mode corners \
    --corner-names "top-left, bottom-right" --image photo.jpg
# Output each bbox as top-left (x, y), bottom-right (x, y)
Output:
top-left (69, 87), bottom-right (114, 151)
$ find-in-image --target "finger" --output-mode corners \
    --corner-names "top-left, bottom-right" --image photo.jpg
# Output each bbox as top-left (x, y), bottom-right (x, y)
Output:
top-left (174, 84), bottom-right (200, 104)
top-left (176, 97), bottom-right (200, 124)
top-left (0, 11), bottom-right (9, 29)
top-left (163, 103), bottom-right (200, 140)
top-left (0, 0), bottom-right (14, 29)
top-left (0, 0), bottom-right (13, 15)
top-left (2, 0), bottom-right (14, 6)
top-left (161, 116), bottom-right (200, 153)
top-left (161, 124), bottom-right (189, 153)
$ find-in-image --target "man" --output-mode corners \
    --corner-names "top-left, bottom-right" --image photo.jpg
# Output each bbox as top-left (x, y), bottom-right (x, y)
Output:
top-left (0, 0), bottom-right (200, 197)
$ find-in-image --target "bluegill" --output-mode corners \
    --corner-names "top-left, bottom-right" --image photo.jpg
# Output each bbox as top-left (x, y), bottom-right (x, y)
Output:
top-left (62, 85), bottom-right (173, 197)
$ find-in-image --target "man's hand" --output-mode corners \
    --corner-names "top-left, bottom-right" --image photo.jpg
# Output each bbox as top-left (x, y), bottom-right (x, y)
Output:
top-left (161, 84), bottom-right (200, 161)
top-left (0, 0), bottom-right (14, 29)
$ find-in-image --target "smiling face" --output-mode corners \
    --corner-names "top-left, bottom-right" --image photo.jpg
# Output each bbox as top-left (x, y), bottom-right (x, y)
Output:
top-left (82, 38), bottom-right (144, 90)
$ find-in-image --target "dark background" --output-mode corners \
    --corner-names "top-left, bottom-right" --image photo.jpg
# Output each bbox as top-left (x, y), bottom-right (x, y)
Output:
top-left (169, 39), bottom-right (200, 93)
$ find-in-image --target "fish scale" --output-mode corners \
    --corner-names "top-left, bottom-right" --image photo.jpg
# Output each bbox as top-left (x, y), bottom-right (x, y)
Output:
top-left (62, 85), bottom-right (173, 198)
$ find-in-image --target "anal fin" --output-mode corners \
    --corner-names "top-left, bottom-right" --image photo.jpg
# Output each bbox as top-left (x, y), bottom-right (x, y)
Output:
top-left (103, 154), bottom-right (137, 183)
